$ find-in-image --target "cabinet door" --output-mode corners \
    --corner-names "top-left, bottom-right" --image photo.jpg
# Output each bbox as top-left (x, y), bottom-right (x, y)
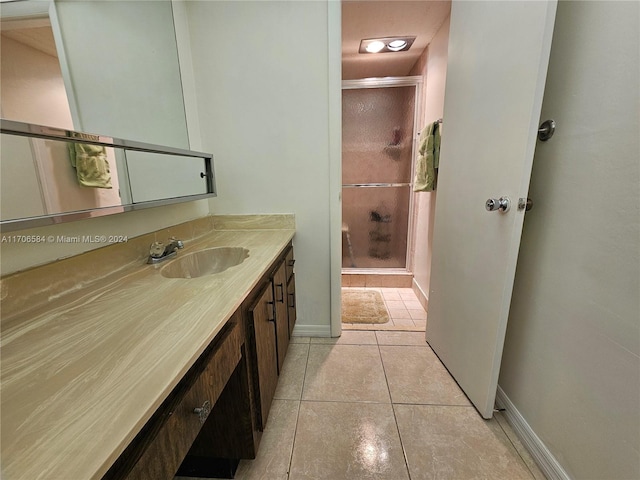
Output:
top-left (287, 274), bottom-right (296, 338)
top-left (273, 261), bottom-right (289, 373)
top-left (250, 284), bottom-right (278, 429)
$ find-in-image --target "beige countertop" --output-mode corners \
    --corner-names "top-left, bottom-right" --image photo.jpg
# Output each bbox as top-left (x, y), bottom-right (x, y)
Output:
top-left (1, 217), bottom-right (294, 480)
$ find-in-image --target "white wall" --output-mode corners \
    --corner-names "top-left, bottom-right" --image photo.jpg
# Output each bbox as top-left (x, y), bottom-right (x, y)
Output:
top-left (411, 15), bottom-right (450, 300)
top-left (185, 1), bottom-right (335, 335)
top-left (499, 2), bottom-right (640, 478)
top-left (53, 0), bottom-right (189, 148)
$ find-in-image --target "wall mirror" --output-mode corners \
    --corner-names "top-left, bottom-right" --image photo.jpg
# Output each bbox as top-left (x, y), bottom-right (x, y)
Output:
top-left (0, 120), bottom-right (215, 232)
top-left (0, 0), bottom-right (210, 231)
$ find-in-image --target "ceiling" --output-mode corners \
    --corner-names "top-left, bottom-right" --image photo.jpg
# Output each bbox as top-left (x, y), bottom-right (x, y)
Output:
top-left (1, 17), bottom-right (58, 58)
top-left (342, 0), bottom-right (451, 80)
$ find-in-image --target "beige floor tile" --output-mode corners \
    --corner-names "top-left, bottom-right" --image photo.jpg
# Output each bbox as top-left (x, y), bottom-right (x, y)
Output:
top-left (302, 345), bottom-right (391, 403)
top-left (274, 343), bottom-right (309, 400)
top-left (289, 401), bottom-right (410, 480)
top-left (342, 323), bottom-right (423, 332)
top-left (376, 331), bottom-right (428, 346)
top-left (408, 309), bottom-right (427, 320)
top-left (234, 400), bottom-right (300, 480)
top-left (390, 318), bottom-right (415, 327)
top-left (403, 300), bottom-right (424, 310)
top-left (384, 300), bottom-right (406, 310)
top-left (413, 319), bottom-right (427, 329)
top-left (398, 289), bottom-right (417, 300)
top-left (494, 411), bottom-right (547, 480)
top-left (311, 330), bottom-right (377, 345)
top-left (380, 346), bottom-right (470, 405)
top-left (394, 405), bottom-right (534, 480)
top-left (380, 290), bottom-right (401, 301)
top-left (388, 308), bottom-right (411, 319)
top-left (290, 336), bottom-right (311, 344)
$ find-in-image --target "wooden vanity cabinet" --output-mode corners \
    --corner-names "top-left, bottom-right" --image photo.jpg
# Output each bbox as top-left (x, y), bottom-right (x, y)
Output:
top-left (248, 281), bottom-right (278, 429)
top-left (105, 241), bottom-right (297, 480)
top-left (285, 247), bottom-right (296, 337)
top-left (273, 260), bottom-right (289, 372)
top-left (244, 243), bottom-right (296, 434)
top-left (287, 276), bottom-right (296, 337)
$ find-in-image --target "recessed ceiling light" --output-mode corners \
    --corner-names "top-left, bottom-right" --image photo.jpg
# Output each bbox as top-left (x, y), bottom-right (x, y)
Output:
top-left (365, 40), bottom-right (386, 53)
top-left (387, 39), bottom-right (408, 51)
top-left (359, 36), bottom-right (416, 54)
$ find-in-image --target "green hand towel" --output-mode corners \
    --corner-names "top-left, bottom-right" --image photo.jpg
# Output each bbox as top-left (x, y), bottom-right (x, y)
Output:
top-left (68, 142), bottom-right (112, 189)
top-left (413, 120), bottom-right (441, 192)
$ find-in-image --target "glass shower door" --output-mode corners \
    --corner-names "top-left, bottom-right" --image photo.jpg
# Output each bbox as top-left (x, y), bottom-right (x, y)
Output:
top-left (342, 85), bottom-right (416, 269)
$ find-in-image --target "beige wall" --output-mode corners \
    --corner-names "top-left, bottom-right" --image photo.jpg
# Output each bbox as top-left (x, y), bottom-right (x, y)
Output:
top-left (410, 15), bottom-right (450, 300)
top-left (184, 1), bottom-right (335, 335)
top-left (0, 34), bottom-right (73, 129)
top-left (499, 1), bottom-right (640, 478)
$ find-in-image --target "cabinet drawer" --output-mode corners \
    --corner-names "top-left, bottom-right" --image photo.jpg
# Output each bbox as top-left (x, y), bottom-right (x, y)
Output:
top-left (108, 314), bottom-right (243, 480)
top-left (285, 247), bottom-right (295, 284)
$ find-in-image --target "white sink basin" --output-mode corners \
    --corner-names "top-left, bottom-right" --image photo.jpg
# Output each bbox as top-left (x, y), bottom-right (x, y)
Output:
top-left (161, 247), bottom-right (250, 279)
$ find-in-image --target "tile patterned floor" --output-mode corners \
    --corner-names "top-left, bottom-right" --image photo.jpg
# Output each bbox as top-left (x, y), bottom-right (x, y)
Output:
top-left (182, 331), bottom-right (545, 480)
top-left (342, 287), bottom-right (427, 331)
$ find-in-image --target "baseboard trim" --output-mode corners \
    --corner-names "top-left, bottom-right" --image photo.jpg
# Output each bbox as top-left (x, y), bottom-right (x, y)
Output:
top-left (292, 324), bottom-right (332, 337)
top-left (411, 279), bottom-right (429, 311)
top-left (496, 386), bottom-right (571, 480)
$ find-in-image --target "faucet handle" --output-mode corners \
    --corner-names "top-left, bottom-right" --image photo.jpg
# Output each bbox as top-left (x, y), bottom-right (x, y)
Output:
top-left (169, 236), bottom-right (184, 249)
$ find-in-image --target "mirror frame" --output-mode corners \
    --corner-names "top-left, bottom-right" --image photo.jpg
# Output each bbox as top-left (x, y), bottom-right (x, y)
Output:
top-left (0, 119), bottom-right (216, 232)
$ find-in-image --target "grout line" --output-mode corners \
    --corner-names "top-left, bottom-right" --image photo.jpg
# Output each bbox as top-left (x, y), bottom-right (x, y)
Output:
top-left (286, 342), bottom-right (311, 479)
top-left (297, 398), bottom-right (393, 405)
top-left (376, 340), bottom-right (413, 480)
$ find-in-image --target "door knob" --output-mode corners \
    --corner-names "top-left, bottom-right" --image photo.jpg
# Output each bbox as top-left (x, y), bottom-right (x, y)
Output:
top-left (485, 197), bottom-right (510, 213)
top-left (538, 119), bottom-right (556, 141)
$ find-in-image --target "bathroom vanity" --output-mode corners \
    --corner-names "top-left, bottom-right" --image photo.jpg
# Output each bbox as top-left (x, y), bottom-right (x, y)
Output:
top-left (0, 215), bottom-right (296, 479)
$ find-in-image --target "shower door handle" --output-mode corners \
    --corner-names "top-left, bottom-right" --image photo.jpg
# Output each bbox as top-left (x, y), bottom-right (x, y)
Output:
top-left (342, 183), bottom-right (411, 188)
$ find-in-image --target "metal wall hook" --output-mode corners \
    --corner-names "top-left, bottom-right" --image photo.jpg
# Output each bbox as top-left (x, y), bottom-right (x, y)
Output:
top-left (538, 119), bottom-right (556, 141)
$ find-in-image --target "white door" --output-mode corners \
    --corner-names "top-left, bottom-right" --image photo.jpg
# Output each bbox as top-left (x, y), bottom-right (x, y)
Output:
top-left (426, 0), bottom-right (558, 419)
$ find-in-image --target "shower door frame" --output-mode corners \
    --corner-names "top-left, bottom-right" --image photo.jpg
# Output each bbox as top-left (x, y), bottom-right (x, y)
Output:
top-left (341, 76), bottom-right (423, 273)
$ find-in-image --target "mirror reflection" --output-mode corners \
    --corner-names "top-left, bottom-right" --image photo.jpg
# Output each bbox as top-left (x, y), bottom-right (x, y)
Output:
top-left (0, 1), bottom-right (212, 231)
top-left (0, 125), bottom-right (214, 228)
top-left (1, 133), bottom-right (123, 221)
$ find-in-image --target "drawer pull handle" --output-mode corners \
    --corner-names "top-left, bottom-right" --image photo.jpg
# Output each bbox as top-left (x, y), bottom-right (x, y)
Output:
top-left (288, 293), bottom-right (296, 309)
top-left (276, 283), bottom-right (284, 303)
top-left (267, 301), bottom-right (275, 322)
top-left (288, 259), bottom-right (295, 267)
top-left (194, 400), bottom-right (211, 424)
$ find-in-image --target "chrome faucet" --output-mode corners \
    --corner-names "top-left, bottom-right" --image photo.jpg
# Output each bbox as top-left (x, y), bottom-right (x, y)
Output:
top-left (148, 237), bottom-right (184, 264)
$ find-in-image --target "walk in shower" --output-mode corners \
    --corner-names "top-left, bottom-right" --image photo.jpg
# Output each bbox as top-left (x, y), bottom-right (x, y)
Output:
top-left (342, 77), bottom-right (420, 273)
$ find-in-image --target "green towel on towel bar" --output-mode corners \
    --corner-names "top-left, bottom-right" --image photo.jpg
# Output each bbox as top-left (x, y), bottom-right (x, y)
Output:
top-left (413, 120), bottom-right (441, 192)
top-left (68, 142), bottom-right (112, 189)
